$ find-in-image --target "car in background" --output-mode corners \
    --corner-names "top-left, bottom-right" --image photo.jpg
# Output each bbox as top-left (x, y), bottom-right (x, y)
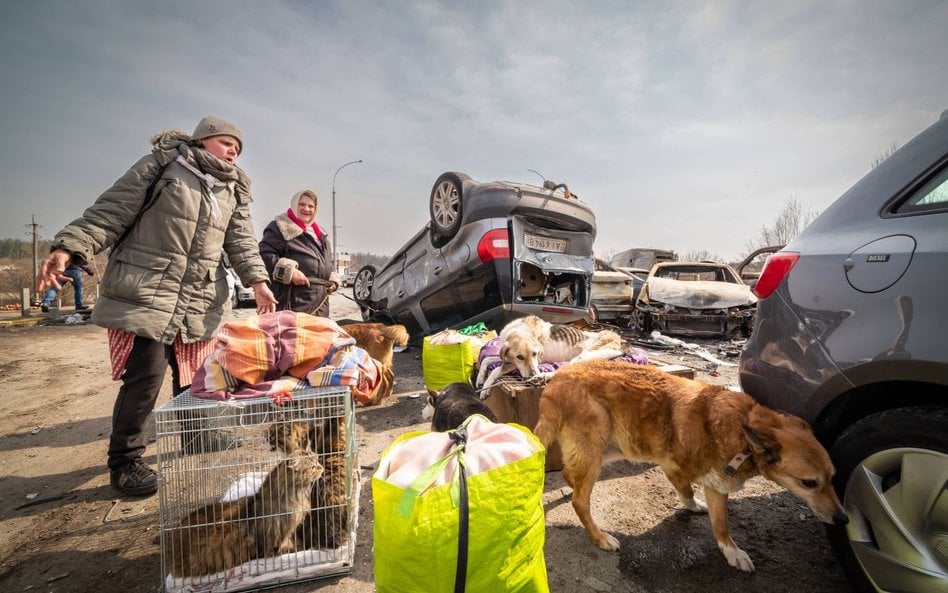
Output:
top-left (589, 260), bottom-right (636, 324)
top-left (633, 261), bottom-right (756, 338)
top-left (614, 266), bottom-right (649, 301)
top-left (610, 246), bottom-right (677, 270)
top-left (353, 171), bottom-right (597, 340)
top-left (226, 267), bottom-right (255, 309)
top-left (739, 111), bottom-right (948, 592)
top-left (588, 258), bottom-right (654, 325)
top-left (342, 271), bottom-right (357, 287)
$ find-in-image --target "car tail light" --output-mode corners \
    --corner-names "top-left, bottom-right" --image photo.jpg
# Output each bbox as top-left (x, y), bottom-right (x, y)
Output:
top-left (752, 252), bottom-right (800, 298)
top-left (477, 229), bottom-right (510, 263)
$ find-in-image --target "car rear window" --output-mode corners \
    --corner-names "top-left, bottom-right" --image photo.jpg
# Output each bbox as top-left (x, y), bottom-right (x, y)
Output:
top-left (893, 164), bottom-right (948, 215)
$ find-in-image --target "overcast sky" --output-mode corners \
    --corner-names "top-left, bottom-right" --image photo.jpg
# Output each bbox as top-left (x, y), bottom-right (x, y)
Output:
top-left (2, 0), bottom-right (945, 261)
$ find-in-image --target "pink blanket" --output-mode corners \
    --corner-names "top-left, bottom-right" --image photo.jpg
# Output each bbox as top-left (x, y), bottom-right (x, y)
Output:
top-left (376, 416), bottom-right (539, 490)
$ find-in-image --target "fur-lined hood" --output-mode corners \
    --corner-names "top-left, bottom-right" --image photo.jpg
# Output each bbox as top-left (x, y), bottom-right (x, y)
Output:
top-left (273, 212), bottom-right (307, 241)
top-left (149, 129), bottom-right (190, 151)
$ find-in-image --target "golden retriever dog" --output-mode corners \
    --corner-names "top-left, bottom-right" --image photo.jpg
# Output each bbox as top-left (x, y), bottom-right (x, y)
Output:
top-left (476, 315), bottom-right (625, 393)
top-left (533, 360), bottom-right (848, 572)
top-left (340, 322), bottom-right (409, 402)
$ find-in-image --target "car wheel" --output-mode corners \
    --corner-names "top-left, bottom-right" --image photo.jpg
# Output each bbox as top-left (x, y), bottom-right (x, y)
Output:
top-left (429, 172), bottom-right (469, 247)
top-left (232, 290), bottom-right (239, 310)
top-left (827, 406), bottom-right (948, 593)
top-left (353, 265), bottom-right (376, 305)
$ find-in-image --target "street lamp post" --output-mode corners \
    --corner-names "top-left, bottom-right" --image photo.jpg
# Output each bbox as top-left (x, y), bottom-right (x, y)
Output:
top-left (331, 159), bottom-right (363, 268)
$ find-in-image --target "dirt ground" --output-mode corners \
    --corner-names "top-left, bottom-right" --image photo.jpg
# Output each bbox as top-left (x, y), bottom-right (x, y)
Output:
top-left (0, 294), bottom-right (852, 593)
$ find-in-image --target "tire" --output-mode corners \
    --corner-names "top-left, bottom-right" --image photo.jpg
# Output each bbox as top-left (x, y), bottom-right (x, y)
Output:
top-left (827, 406), bottom-right (948, 593)
top-left (429, 172), bottom-right (469, 247)
top-left (352, 265), bottom-right (377, 305)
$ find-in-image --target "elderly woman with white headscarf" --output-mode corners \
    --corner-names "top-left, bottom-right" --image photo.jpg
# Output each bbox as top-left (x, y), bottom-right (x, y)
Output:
top-left (259, 189), bottom-right (340, 317)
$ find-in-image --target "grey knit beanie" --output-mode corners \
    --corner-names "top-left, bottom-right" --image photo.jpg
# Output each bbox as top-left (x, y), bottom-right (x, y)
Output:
top-left (191, 115), bottom-right (243, 154)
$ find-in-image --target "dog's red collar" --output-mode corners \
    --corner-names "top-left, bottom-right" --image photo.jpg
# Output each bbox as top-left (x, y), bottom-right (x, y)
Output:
top-left (724, 452), bottom-right (751, 477)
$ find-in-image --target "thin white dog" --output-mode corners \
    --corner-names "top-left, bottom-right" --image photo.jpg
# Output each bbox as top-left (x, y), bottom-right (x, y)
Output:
top-left (476, 315), bottom-right (626, 396)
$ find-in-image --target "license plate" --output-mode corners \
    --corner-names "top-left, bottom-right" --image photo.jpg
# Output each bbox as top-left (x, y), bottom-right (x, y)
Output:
top-left (523, 233), bottom-right (567, 253)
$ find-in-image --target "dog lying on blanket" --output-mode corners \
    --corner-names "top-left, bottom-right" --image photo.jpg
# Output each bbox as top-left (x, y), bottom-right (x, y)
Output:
top-left (533, 360), bottom-right (848, 572)
top-left (339, 322), bottom-right (409, 403)
top-left (476, 315), bottom-right (626, 394)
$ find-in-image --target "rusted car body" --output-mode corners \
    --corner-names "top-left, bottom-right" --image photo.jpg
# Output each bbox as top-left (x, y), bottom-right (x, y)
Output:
top-left (589, 269), bottom-right (635, 322)
top-left (634, 261), bottom-right (756, 337)
top-left (610, 247), bottom-right (677, 270)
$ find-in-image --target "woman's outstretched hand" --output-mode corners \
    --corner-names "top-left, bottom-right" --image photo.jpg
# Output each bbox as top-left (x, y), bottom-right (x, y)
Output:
top-left (251, 282), bottom-right (278, 314)
top-left (36, 249), bottom-right (72, 292)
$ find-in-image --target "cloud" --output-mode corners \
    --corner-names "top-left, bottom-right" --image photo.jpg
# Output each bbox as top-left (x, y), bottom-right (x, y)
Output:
top-left (1, 0), bottom-right (946, 261)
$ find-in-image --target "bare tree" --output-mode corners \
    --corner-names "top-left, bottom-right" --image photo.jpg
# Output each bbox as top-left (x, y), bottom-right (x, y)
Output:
top-left (743, 196), bottom-right (817, 257)
top-left (598, 248), bottom-right (617, 263)
top-left (740, 140), bottom-right (899, 260)
top-left (871, 141), bottom-right (900, 169)
top-left (349, 251), bottom-right (391, 269)
top-left (681, 249), bottom-right (721, 262)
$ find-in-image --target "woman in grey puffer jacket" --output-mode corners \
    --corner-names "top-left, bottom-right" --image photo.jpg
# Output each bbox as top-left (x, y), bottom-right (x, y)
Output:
top-left (36, 116), bottom-right (277, 496)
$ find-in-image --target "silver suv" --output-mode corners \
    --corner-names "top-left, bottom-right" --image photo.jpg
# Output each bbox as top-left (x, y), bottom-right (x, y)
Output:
top-left (739, 111), bottom-right (948, 592)
top-left (353, 171), bottom-right (597, 340)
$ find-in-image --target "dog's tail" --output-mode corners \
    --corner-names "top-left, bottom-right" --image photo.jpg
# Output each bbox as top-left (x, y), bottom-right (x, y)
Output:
top-left (532, 393), bottom-right (563, 450)
top-left (381, 324), bottom-right (410, 347)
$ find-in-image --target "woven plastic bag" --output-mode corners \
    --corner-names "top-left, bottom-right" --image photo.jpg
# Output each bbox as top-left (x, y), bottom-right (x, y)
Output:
top-left (372, 416), bottom-right (549, 593)
top-left (422, 328), bottom-right (496, 390)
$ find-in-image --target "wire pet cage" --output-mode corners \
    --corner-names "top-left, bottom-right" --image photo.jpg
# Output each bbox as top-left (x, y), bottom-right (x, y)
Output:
top-left (156, 386), bottom-right (358, 593)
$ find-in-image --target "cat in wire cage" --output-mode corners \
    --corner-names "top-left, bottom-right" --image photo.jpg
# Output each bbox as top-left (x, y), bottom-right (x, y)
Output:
top-left (267, 413), bottom-right (352, 550)
top-left (163, 423), bottom-right (323, 577)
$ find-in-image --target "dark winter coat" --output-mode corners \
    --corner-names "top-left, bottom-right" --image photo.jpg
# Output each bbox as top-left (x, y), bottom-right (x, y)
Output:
top-left (258, 213), bottom-right (339, 317)
top-left (51, 131), bottom-right (269, 343)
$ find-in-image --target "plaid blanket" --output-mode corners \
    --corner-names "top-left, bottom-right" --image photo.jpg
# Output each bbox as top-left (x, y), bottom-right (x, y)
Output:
top-left (189, 311), bottom-right (382, 404)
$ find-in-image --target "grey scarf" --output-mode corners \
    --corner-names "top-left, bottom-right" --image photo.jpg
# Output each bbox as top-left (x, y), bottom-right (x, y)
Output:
top-left (182, 144), bottom-right (240, 183)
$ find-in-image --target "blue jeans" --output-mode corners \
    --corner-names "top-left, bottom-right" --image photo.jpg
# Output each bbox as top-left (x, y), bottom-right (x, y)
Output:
top-left (41, 266), bottom-right (84, 308)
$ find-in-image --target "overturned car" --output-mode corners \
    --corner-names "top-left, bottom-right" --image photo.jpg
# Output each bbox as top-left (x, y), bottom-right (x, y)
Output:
top-left (633, 261), bottom-right (756, 338)
top-left (353, 171), bottom-right (597, 340)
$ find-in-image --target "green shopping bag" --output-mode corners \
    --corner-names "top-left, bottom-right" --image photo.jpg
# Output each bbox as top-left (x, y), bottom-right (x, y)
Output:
top-left (422, 329), bottom-right (496, 390)
top-left (372, 418), bottom-right (549, 593)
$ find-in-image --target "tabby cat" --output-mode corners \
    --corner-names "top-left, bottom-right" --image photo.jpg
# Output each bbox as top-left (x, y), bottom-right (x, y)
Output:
top-left (268, 415), bottom-right (352, 550)
top-left (302, 415), bottom-right (351, 549)
top-left (165, 433), bottom-right (323, 577)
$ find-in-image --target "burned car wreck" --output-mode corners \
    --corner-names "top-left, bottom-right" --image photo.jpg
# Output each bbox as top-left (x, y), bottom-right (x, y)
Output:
top-left (353, 171), bottom-right (596, 340)
top-left (633, 261), bottom-right (757, 338)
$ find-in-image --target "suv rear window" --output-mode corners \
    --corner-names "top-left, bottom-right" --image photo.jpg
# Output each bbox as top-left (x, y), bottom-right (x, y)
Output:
top-left (894, 164), bottom-right (948, 214)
